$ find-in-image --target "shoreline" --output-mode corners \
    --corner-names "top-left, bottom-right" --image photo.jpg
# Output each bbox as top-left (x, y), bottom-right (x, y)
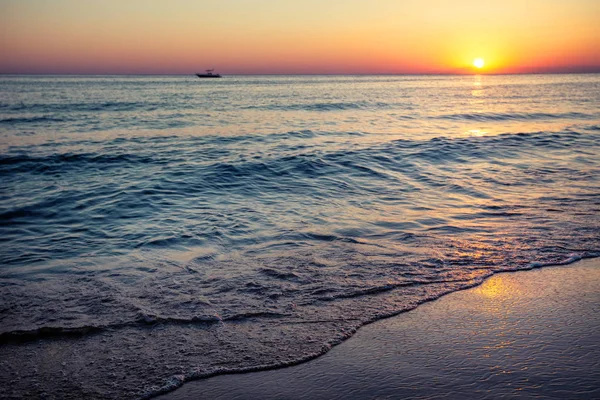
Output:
top-left (158, 257), bottom-right (600, 399)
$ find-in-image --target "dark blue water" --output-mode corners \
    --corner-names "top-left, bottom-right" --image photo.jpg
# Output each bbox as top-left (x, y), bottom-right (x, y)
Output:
top-left (1, 74), bottom-right (599, 398)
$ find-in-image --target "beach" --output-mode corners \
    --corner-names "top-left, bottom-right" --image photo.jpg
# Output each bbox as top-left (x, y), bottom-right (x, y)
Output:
top-left (160, 258), bottom-right (600, 399)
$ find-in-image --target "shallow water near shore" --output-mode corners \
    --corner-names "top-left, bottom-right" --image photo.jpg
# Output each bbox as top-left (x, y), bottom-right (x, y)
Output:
top-left (160, 258), bottom-right (600, 400)
top-left (1, 74), bottom-right (599, 398)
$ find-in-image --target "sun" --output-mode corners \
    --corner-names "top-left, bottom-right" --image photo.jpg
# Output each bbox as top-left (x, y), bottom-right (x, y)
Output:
top-left (473, 58), bottom-right (485, 69)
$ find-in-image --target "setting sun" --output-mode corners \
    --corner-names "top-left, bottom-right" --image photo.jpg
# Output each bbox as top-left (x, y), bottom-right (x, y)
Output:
top-left (473, 58), bottom-right (485, 69)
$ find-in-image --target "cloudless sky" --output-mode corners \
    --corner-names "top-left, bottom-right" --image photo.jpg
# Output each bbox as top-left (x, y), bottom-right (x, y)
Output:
top-left (1, 0), bottom-right (599, 74)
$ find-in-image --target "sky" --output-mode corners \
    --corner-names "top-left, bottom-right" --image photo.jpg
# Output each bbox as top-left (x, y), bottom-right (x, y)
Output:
top-left (1, 0), bottom-right (599, 74)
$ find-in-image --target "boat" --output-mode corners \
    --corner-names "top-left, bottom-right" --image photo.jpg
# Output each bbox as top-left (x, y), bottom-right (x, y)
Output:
top-left (196, 69), bottom-right (221, 78)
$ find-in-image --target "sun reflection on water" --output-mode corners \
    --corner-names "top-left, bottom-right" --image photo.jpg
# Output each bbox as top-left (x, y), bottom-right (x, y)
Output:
top-left (466, 129), bottom-right (488, 137)
top-left (475, 275), bottom-right (518, 299)
top-left (471, 75), bottom-right (485, 98)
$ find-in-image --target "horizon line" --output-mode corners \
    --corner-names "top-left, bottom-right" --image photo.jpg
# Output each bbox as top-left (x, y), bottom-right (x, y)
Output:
top-left (2, 71), bottom-right (600, 77)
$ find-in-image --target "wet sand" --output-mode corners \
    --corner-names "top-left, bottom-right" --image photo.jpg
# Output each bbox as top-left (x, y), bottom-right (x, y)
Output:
top-left (159, 258), bottom-right (600, 399)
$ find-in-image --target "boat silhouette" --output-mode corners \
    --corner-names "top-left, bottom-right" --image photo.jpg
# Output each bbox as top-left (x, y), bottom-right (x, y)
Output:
top-left (196, 69), bottom-right (221, 78)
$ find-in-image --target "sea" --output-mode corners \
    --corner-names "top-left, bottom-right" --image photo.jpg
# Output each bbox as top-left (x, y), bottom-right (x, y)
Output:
top-left (1, 74), bottom-right (599, 399)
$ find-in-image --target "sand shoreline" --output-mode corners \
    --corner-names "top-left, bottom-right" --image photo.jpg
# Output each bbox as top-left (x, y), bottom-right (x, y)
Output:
top-left (159, 257), bottom-right (600, 399)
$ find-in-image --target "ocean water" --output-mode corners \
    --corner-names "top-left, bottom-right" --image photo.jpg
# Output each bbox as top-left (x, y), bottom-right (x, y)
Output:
top-left (1, 74), bottom-right (599, 398)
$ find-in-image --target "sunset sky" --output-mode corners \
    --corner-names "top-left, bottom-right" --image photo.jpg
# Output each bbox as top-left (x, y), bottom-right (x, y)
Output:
top-left (1, 0), bottom-right (599, 74)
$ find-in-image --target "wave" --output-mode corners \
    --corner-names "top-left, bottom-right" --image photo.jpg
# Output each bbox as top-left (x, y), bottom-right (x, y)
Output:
top-left (392, 131), bottom-right (590, 163)
top-left (0, 152), bottom-right (155, 174)
top-left (243, 101), bottom-right (393, 112)
top-left (0, 309), bottom-right (295, 344)
top-left (438, 111), bottom-right (596, 122)
top-left (0, 115), bottom-right (67, 124)
top-left (3, 129), bottom-right (587, 175)
top-left (0, 316), bottom-right (216, 345)
top-left (0, 100), bottom-right (173, 114)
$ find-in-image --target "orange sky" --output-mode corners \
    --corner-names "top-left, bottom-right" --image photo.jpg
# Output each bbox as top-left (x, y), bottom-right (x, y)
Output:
top-left (1, 0), bottom-right (599, 74)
